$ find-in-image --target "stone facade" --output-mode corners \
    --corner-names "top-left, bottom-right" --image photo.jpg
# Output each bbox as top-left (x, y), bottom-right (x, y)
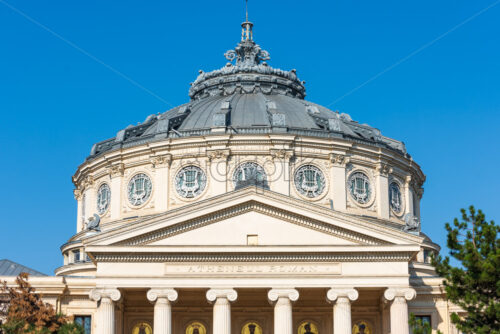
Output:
top-left (0, 16), bottom-right (463, 334)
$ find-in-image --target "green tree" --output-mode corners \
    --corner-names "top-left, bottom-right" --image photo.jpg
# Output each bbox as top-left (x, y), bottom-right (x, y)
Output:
top-left (0, 273), bottom-right (84, 334)
top-left (432, 206), bottom-right (500, 334)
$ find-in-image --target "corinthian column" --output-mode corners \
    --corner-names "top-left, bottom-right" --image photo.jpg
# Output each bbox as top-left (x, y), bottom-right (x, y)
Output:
top-left (267, 289), bottom-right (299, 334)
top-left (327, 288), bottom-right (358, 334)
top-left (206, 288), bottom-right (237, 334)
top-left (90, 288), bottom-right (121, 334)
top-left (147, 289), bottom-right (178, 334)
top-left (384, 288), bottom-right (417, 334)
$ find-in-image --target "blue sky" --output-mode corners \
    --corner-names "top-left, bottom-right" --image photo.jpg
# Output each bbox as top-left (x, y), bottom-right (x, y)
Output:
top-left (0, 0), bottom-right (498, 275)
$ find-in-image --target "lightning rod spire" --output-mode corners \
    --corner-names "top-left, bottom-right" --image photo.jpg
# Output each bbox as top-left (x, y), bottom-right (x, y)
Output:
top-left (241, 0), bottom-right (253, 41)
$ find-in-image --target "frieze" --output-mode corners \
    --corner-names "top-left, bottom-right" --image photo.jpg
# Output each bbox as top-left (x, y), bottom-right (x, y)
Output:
top-left (164, 262), bottom-right (341, 276)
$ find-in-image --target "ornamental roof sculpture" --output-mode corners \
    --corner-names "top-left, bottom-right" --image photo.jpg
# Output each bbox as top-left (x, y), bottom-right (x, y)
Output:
top-left (88, 18), bottom-right (407, 159)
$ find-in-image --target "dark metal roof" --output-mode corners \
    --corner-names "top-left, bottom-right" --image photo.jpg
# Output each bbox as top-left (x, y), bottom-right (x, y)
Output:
top-left (87, 24), bottom-right (407, 160)
top-left (0, 259), bottom-right (46, 276)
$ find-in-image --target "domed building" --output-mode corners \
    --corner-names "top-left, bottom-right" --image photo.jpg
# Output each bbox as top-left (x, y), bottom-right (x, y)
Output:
top-left (10, 17), bottom-right (462, 334)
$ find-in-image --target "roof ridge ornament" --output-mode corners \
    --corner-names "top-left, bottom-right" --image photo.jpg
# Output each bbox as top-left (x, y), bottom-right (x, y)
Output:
top-left (224, 2), bottom-right (270, 68)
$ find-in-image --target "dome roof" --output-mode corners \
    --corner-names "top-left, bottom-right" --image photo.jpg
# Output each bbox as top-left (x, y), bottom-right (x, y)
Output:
top-left (88, 22), bottom-right (407, 159)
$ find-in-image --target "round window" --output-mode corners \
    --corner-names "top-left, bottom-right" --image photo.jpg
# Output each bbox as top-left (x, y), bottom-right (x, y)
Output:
top-left (348, 172), bottom-right (372, 204)
top-left (294, 165), bottom-right (326, 198)
top-left (233, 162), bottom-right (268, 189)
top-left (175, 166), bottom-right (207, 198)
top-left (96, 183), bottom-right (111, 214)
top-left (127, 173), bottom-right (152, 206)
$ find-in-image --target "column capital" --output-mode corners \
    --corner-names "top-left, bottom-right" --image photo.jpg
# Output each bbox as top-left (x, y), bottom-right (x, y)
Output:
top-left (384, 287), bottom-right (417, 301)
top-left (150, 154), bottom-right (172, 168)
top-left (206, 288), bottom-right (237, 303)
top-left (270, 149), bottom-right (294, 161)
top-left (89, 288), bottom-right (121, 302)
top-left (147, 288), bottom-right (178, 303)
top-left (108, 163), bottom-right (125, 178)
top-left (326, 288), bottom-right (359, 302)
top-left (329, 153), bottom-right (350, 167)
top-left (267, 288), bottom-right (299, 302)
top-left (375, 163), bottom-right (393, 177)
top-left (207, 149), bottom-right (230, 162)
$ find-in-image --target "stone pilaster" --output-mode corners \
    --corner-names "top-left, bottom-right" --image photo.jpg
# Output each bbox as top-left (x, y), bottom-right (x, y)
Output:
top-left (268, 289), bottom-right (299, 334)
top-left (207, 150), bottom-right (230, 196)
top-left (147, 289), bottom-right (178, 334)
top-left (375, 163), bottom-right (392, 219)
top-left (206, 288), bottom-right (237, 334)
top-left (384, 288), bottom-right (417, 334)
top-left (90, 288), bottom-right (121, 334)
top-left (270, 149), bottom-right (294, 196)
top-left (150, 155), bottom-right (172, 212)
top-left (108, 163), bottom-right (124, 220)
top-left (329, 153), bottom-right (349, 211)
top-left (327, 288), bottom-right (359, 334)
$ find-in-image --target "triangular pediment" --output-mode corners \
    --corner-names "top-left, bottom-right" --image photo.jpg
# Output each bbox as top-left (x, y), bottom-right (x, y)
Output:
top-left (83, 188), bottom-right (423, 250)
top-left (149, 210), bottom-right (357, 246)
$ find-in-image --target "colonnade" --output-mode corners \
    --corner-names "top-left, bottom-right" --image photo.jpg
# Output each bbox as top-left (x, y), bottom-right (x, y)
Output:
top-left (89, 287), bottom-right (416, 334)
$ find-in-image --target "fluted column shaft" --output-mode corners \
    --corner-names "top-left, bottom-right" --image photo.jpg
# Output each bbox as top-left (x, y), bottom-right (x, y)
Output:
top-left (274, 297), bottom-right (293, 334)
top-left (384, 288), bottom-right (417, 334)
top-left (268, 289), bottom-right (299, 334)
top-left (327, 288), bottom-right (358, 334)
top-left (153, 298), bottom-right (171, 334)
top-left (90, 288), bottom-right (121, 334)
top-left (213, 297), bottom-right (231, 334)
top-left (334, 297), bottom-right (352, 334)
top-left (99, 297), bottom-right (115, 334)
top-left (391, 297), bottom-right (409, 334)
top-left (206, 289), bottom-right (237, 334)
top-left (147, 289), bottom-right (178, 334)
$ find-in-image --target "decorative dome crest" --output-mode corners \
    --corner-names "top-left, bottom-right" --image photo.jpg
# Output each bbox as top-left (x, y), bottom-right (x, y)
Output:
top-left (189, 21), bottom-right (306, 100)
top-left (224, 39), bottom-right (270, 67)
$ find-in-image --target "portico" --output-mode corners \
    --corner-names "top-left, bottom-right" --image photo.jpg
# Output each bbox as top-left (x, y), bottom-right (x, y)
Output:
top-left (89, 286), bottom-right (416, 334)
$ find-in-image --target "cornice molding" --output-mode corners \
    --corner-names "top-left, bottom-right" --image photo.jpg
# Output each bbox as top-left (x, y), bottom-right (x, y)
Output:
top-left (91, 251), bottom-right (416, 263)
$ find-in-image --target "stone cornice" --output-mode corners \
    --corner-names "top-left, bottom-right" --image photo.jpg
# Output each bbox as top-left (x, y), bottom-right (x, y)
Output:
top-left (89, 250), bottom-right (417, 263)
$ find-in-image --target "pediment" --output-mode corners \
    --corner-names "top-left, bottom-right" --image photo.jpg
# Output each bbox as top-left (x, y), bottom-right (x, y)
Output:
top-left (84, 188), bottom-right (423, 249)
top-left (149, 210), bottom-right (357, 246)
